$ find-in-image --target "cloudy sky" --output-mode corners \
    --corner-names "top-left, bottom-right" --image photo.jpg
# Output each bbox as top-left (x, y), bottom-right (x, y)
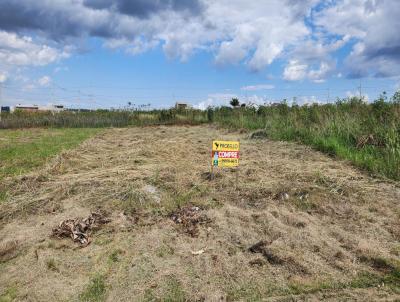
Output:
top-left (0, 0), bottom-right (399, 109)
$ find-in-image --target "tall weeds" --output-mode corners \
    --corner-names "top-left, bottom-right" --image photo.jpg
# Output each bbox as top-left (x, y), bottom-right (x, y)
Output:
top-left (0, 109), bottom-right (208, 129)
top-left (211, 94), bottom-right (400, 180)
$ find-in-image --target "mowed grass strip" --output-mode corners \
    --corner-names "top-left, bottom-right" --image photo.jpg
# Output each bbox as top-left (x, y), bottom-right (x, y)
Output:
top-left (0, 128), bottom-right (100, 180)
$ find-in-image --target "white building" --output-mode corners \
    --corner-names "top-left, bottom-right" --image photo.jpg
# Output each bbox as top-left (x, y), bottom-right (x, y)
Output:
top-left (10, 104), bottom-right (65, 112)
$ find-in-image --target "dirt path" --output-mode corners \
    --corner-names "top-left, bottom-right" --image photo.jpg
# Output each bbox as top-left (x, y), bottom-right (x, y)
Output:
top-left (0, 125), bottom-right (399, 301)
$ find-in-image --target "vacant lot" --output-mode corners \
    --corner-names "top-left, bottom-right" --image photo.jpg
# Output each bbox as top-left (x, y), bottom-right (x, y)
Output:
top-left (0, 125), bottom-right (399, 301)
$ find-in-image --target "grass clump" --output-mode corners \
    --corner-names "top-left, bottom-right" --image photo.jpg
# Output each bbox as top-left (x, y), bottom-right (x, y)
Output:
top-left (108, 249), bottom-right (124, 263)
top-left (226, 283), bottom-right (263, 301)
top-left (46, 258), bottom-right (59, 272)
top-left (291, 198), bottom-right (317, 212)
top-left (162, 276), bottom-right (186, 302)
top-left (156, 245), bottom-right (174, 258)
top-left (0, 191), bottom-right (8, 203)
top-left (79, 274), bottom-right (107, 302)
top-left (143, 276), bottom-right (185, 302)
top-left (0, 286), bottom-right (17, 302)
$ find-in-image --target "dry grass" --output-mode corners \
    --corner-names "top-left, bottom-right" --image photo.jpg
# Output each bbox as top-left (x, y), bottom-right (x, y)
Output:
top-left (0, 125), bottom-right (399, 301)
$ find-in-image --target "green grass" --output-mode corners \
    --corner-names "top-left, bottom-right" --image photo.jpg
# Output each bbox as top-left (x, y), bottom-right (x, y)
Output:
top-left (212, 95), bottom-right (400, 181)
top-left (0, 128), bottom-right (100, 180)
top-left (108, 249), bottom-right (124, 263)
top-left (142, 276), bottom-right (186, 302)
top-left (79, 274), bottom-right (107, 302)
top-left (226, 267), bottom-right (400, 300)
top-left (0, 286), bottom-right (17, 302)
top-left (162, 276), bottom-right (186, 302)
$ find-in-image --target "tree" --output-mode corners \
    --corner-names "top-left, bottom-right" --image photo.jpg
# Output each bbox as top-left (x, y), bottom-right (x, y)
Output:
top-left (230, 98), bottom-right (240, 107)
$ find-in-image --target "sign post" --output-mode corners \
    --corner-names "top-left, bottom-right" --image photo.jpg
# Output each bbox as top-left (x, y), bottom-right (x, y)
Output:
top-left (211, 140), bottom-right (240, 185)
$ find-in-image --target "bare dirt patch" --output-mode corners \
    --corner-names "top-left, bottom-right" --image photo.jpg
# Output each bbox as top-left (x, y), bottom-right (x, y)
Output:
top-left (0, 125), bottom-right (399, 301)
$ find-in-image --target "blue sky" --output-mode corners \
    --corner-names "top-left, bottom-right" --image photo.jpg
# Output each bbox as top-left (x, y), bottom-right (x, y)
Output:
top-left (0, 0), bottom-right (399, 109)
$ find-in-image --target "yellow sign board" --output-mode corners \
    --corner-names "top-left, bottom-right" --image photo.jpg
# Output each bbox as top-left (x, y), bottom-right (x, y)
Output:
top-left (212, 140), bottom-right (240, 167)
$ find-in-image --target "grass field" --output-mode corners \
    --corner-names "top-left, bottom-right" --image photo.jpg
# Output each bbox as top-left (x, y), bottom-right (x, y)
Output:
top-left (0, 128), bottom-right (100, 181)
top-left (0, 125), bottom-right (399, 301)
top-left (1, 94), bottom-right (399, 182)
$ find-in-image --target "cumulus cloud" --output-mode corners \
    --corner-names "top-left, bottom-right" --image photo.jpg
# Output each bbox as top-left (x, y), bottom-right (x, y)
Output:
top-left (195, 98), bottom-right (216, 110)
top-left (0, 0), bottom-right (399, 80)
top-left (194, 92), bottom-right (270, 109)
top-left (0, 0), bottom-right (315, 70)
top-left (283, 59), bottom-right (334, 83)
top-left (283, 60), bottom-right (308, 81)
top-left (298, 95), bottom-right (319, 105)
top-left (314, 0), bottom-right (400, 78)
top-left (0, 31), bottom-right (70, 67)
top-left (212, 0), bottom-right (312, 70)
top-left (195, 93), bottom-right (237, 109)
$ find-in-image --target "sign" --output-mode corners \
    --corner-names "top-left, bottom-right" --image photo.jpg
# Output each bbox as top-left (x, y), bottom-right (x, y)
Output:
top-left (212, 140), bottom-right (240, 167)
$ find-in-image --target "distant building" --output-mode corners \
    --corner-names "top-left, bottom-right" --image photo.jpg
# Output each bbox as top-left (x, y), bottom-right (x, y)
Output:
top-left (40, 104), bottom-right (65, 112)
top-left (175, 102), bottom-right (191, 110)
top-left (1, 106), bottom-right (10, 113)
top-left (11, 104), bottom-right (65, 112)
top-left (14, 104), bottom-right (39, 112)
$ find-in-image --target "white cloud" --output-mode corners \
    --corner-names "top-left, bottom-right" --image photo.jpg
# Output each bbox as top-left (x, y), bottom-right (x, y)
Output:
top-left (38, 76), bottom-right (51, 87)
top-left (211, 1), bottom-right (311, 70)
top-left (0, 31), bottom-right (70, 67)
top-left (1, 0), bottom-right (317, 73)
top-left (194, 92), bottom-right (270, 109)
top-left (1, 0), bottom-right (400, 82)
top-left (0, 72), bottom-right (7, 83)
top-left (241, 84), bottom-right (274, 91)
top-left (283, 60), bottom-right (334, 83)
top-left (283, 60), bottom-right (308, 81)
top-left (298, 95), bottom-right (319, 105)
top-left (346, 90), bottom-right (369, 102)
top-left (195, 93), bottom-right (237, 109)
top-left (244, 95), bottom-right (268, 106)
top-left (308, 62), bottom-right (332, 83)
top-left (314, 0), bottom-right (400, 77)
top-left (195, 98), bottom-right (215, 110)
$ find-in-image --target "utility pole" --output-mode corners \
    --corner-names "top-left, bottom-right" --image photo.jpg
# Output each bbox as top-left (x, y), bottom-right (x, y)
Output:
top-left (358, 80), bottom-right (362, 100)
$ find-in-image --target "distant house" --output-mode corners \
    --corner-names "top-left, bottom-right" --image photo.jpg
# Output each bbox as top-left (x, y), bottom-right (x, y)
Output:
top-left (14, 104), bottom-right (39, 112)
top-left (40, 104), bottom-right (65, 112)
top-left (12, 104), bottom-right (65, 112)
top-left (175, 102), bottom-right (191, 110)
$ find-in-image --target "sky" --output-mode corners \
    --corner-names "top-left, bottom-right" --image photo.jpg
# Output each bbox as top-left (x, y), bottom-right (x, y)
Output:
top-left (0, 0), bottom-right (400, 109)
